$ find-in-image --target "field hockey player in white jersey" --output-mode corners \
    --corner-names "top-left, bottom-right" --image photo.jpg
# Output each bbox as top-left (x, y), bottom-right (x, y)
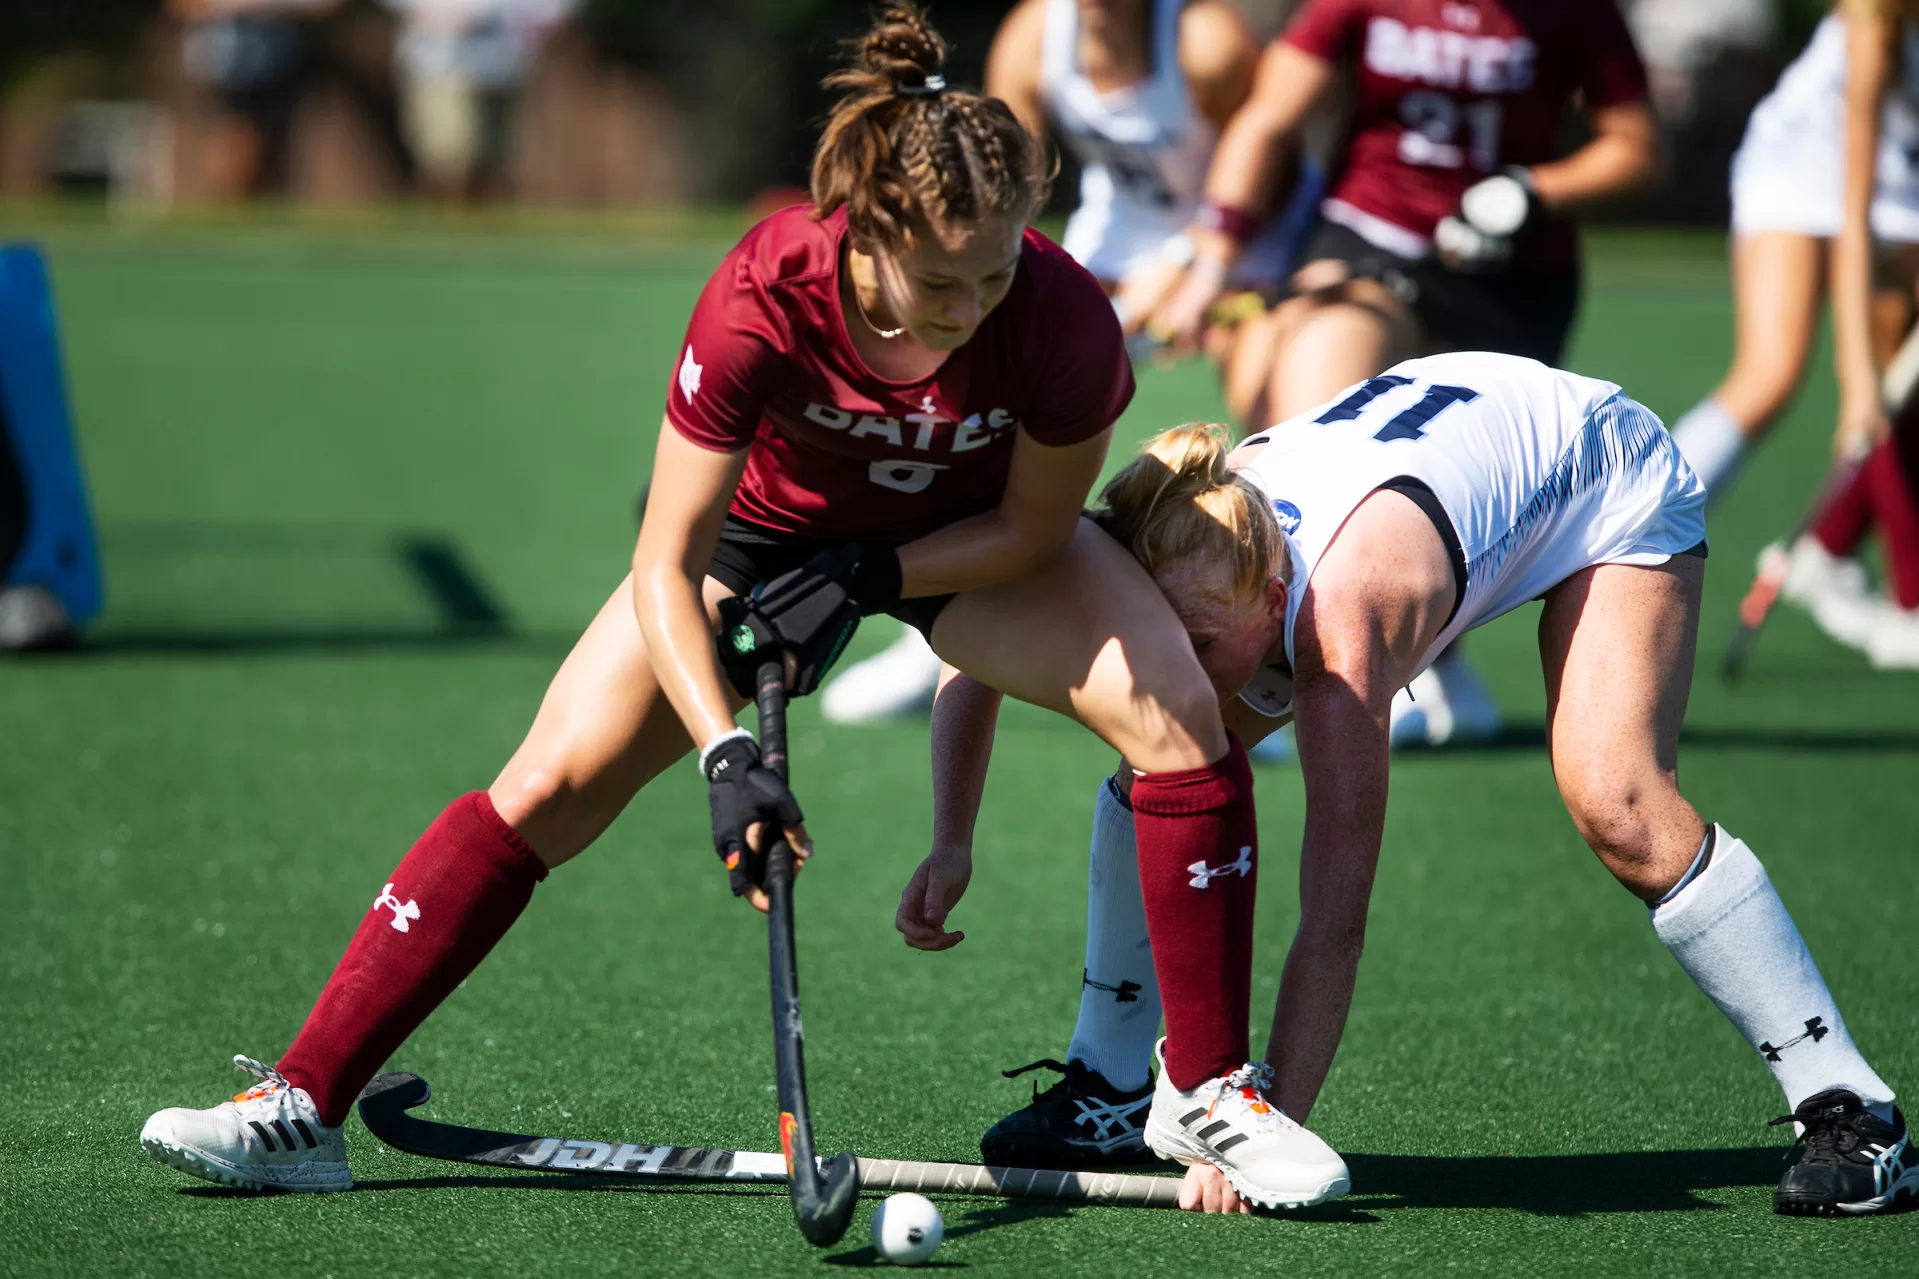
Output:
top-left (821, 0), bottom-right (1319, 726)
top-left (1674, 0), bottom-right (1919, 499)
top-left (910, 352), bottom-right (1916, 1217)
top-left (1670, 0), bottom-right (1919, 665)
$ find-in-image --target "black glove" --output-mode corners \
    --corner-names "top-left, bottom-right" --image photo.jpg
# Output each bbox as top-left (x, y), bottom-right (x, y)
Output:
top-left (715, 544), bottom-right (901, 699)
top-left (704, 734), bottom-right (804, 897)
top-left (1433, 167), bottom-right (1539, 269)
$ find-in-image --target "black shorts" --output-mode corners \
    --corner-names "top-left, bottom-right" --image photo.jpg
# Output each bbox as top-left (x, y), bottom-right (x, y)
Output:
top-left (706, 516), bottom-right (954, 641)
top-left (1299, 220), bottom-right (1582, 366)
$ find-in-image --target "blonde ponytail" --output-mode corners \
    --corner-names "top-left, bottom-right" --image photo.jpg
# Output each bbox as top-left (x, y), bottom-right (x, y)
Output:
top-left (1095, 423), bottom-right (1288, 603)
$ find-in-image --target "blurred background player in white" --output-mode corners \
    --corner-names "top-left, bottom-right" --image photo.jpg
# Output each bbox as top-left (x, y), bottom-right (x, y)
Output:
top-left (1143, 0), bottom-right (1662, 750)
top-left (382, 0), bottom-right (574, 201)
top-left (822, 0), bottom-right (1320, 726)
top-left (1669, 0), bottom-right (1919, 666)
top-left (910, 355), bottom-right (1914, 1217)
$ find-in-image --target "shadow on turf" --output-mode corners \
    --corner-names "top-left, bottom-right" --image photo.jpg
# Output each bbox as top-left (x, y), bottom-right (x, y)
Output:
top-left (184, 1174), bottom-right (791, 1199)
top-left (1379, 721), bottom-right (1919, 757)
top-left (1341, 1146), bottom-right (1785, 1215)
top-left (182, 1151), bottom-right (1789, 1223)
top-left (825, 1201), bottom-right (1071, 1267)
top-left (74, 529), bottom-right (550, 657)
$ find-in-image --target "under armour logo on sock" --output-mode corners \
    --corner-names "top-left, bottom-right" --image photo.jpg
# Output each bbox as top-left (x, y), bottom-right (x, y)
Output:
top-left (1083, 969), bottom-right (1142, 1004)
top-left (1187, 846), bottom-right (1253, 889)
top-left (1759, 1016), bottom-right (1829, 1062)
top-left (373, 882), bottom-right (421, 933)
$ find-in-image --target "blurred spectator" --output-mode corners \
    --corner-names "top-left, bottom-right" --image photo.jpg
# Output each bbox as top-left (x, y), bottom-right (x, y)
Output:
top-left (382, 0), bottom-right (574, 200)
top-left (170, 0), bottom-right (344, 197)
top-left (1624, 0), bottom-right (1777, 222)
top-left (1627, 0), bottom-right (1774, 121)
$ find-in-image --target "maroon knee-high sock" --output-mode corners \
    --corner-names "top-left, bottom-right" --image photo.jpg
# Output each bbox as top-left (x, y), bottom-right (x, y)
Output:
top-left (1132, 736), bottom-right (1257, 1091)
top-left (1813, 457), bottom-right (1874, 559)
top-left (278, 791), bottom-right (548, 1125)
top-left (1862, 441), bottom-right (1919, 608)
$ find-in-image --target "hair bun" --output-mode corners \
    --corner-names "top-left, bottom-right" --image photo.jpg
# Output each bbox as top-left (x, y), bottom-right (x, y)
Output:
top-left (1095, 423), bottom-right (1287, 602)
top-left (1141, 422), bottom-right (1233, 495)
top-left (856, 4), bottom-right (948, 90)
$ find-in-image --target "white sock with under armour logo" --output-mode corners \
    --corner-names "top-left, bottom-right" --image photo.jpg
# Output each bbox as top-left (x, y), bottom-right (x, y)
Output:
top-left (1651, 825), bottom-right (1895, 1119)
top-left (1065, 778), bottom-right (1160, 1092)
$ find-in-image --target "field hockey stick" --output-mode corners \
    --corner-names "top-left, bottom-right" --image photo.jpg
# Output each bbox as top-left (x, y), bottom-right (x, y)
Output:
top-left (754, 659), bottom-right (860, 1245)
top-left (1718, 322), bottom-right (1919, 680)
top-left (356, 1072), bottom-right (1183, 1207)
top-left (1718, 457), bottom-right (1862, 681)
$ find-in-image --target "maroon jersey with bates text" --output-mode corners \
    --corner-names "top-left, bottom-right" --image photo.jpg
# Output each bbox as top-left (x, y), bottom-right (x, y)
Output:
top-left (1284, 0), bottom-right (1647, 267)
top-left (666, 206), bottom-right (1133, 543)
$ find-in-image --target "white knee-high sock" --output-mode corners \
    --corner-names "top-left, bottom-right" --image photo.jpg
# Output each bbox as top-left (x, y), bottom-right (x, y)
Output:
top-left (1651, 825), bottom-right (1894, 1117)
top-left (1065, 778), bottom-right (1161, 1091)
top-left (1670, 399), bottom-right (1748, 504)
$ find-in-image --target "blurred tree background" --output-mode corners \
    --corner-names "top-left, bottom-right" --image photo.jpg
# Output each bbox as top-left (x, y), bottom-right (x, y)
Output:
top-left (577, 0), bottom-right (1013, 199)
top-left (0, 0), bottom-right (1862, 210)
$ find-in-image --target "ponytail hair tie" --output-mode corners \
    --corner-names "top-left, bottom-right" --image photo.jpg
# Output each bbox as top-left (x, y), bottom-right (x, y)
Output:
top-left (895, 74), bottom-right (946, 97)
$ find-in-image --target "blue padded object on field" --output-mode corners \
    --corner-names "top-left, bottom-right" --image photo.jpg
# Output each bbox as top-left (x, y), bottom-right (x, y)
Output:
top-left (0, 243), bottom-right (101, 623)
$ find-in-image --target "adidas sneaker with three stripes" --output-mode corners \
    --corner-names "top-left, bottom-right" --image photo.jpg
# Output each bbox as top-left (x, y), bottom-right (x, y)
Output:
top-left (140, 1055), bottom-right (351, 1192)
top-left (1142, 1040), bottom-right (1349, 1210)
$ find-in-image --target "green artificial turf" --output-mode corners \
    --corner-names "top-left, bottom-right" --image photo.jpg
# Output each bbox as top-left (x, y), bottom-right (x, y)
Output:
top-left (2, 220), bottom-right (1915, 1276)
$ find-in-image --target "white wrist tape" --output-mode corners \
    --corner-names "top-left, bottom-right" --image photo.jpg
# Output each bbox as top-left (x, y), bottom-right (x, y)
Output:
top-left (697, 727), bottom-right (755, 777)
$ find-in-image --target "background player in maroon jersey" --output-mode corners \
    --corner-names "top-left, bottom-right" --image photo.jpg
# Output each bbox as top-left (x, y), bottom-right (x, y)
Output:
top-left (139, 4), bottom-right (1317, 1198)
top-left (1158, 0), bottom-right (1660, 750)
top-left (1155, 0), bottom-right (1659, 413)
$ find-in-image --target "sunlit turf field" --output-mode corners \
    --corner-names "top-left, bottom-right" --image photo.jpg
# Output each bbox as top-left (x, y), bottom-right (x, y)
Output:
top-left (3, 214), bottom-right (1915, 1276)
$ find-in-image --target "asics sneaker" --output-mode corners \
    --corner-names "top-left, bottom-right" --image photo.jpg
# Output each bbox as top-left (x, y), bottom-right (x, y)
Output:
top-left (1142, 1040), bottom-right (1349, 1209)
top-left (820, 626), bottom-right (943, 724)
top-left (1772, 1089), bottom-right (1919, 1216)
top-left (980, 1058), bottom-right (1153, 1168)
top-left (140, 1055), bottom-right (351, 1193)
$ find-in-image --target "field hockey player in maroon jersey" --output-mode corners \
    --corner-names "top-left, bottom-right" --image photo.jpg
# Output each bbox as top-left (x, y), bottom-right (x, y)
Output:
top-left (136, 4), bottom-right (1317, 1203)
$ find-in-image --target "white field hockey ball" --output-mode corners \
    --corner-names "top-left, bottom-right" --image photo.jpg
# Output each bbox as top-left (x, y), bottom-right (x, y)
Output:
top-left (871, 1192), bottom-right (943, 1265)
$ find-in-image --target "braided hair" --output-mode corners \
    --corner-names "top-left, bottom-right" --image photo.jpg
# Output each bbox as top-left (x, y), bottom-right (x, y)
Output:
top-left (812, 4), bottom-right (1048, 248)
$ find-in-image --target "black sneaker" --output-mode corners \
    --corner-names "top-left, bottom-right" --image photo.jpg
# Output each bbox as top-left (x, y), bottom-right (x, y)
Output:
top-left (1772, 1089), bottom-right (1919, 1215)
top-left (979, 1058), bottom-right (1152, 1169)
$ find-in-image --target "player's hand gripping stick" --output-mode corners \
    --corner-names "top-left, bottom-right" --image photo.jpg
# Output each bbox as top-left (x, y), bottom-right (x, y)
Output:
top-left (703, 734), bottom-right (803, 899)
top-left (755, 660), bottom-right (860, 1245)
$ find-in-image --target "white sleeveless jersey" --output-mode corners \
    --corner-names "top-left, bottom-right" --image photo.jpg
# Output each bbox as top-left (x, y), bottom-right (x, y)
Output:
top-left (1233, 353), bottom-right (1707, 719)
top-left (1042, 0), bottom-right (1216, 282)
top-left (1733, 13), bottom-right (1919, 239)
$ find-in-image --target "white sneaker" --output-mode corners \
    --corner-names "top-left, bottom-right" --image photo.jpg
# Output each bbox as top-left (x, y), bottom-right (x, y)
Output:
top-left (1390, 647), bottom-right (1501, 748)
top-left (140, 1055), bottom-right (351, 1192)
top-left (1779, 536), bottom-right (1870, 608)
top-left (820, 626), bottom-right (944, 724)
top-left (1867, 605), bottom-right (1919, 669)
top-left (1142, 1040), bottom-right (1349, 1210)
top-left (1777, 536), bottom-right (1884, 650)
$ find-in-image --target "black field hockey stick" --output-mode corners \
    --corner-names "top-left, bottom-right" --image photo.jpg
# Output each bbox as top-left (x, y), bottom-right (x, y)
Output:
top-left (754, 658), bottom-right (860, 1245)
top-left (356, 1072), bottom-right (1183, 1206)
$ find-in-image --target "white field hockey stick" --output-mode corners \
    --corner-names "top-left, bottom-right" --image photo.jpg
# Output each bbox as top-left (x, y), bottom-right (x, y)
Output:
top-left (358, 1072), bottom-right (1184, 1208)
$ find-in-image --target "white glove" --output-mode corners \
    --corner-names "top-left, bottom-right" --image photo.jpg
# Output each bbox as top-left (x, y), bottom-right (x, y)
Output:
top-left (1433, 168), bottom-right (1537, 268)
